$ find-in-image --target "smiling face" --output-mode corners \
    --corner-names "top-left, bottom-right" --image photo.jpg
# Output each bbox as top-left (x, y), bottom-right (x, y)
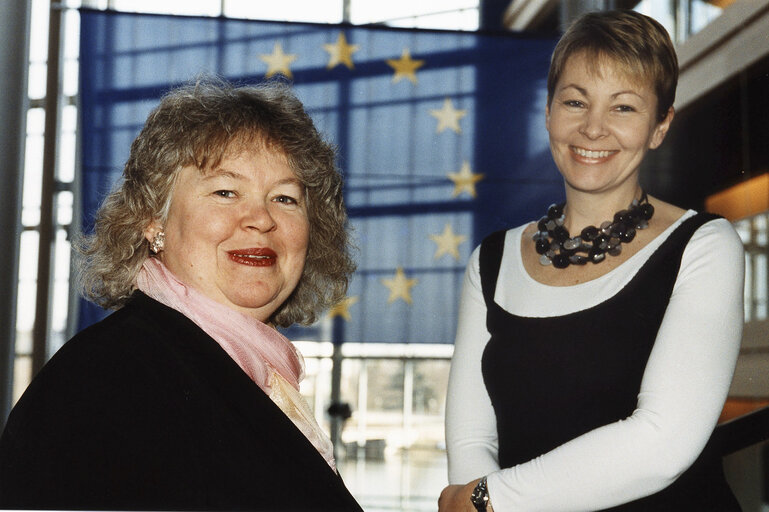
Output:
top-left (546, 52), bottom-right (673, 199)
top-left (145, 143), bottom-right (310, 323)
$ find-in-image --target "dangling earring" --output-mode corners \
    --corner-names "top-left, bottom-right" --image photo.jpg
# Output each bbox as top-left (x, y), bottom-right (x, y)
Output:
top-left (150, 231), bottom-right (166, 254)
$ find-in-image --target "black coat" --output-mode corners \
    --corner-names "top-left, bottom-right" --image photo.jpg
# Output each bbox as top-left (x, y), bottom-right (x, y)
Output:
top-left (0, 292), bottom-right (363, 511)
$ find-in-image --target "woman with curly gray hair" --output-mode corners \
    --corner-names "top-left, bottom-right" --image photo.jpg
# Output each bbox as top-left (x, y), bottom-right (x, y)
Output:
top-left (0, 79), bottom-right (361, 511)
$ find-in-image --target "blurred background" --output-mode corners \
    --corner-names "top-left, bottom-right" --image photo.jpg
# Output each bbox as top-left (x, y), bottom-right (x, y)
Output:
top-left (1, 0), bottom-right (767, 510)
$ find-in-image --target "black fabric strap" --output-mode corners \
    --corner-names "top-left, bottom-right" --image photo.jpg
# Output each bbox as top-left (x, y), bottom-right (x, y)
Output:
top-left (479, 229), bottom-right (507, 310)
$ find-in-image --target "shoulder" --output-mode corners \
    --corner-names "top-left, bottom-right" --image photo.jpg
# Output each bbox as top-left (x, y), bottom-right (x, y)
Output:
top-left (0, 295), bottom-right (211, 490)
top-left (649, 197), bottom-right (741, 255)
top-left (474, 222), bottom-right (532, 260)
top-left (672, 214), bottom-right (745, 292)
top-left (685, 215), bottom-right (744, 263)
top-left (648, 195), bottom-right (743, 268)
top-left (482, 222), bottom-right (532, 245)
top-left (6, 294), bottom-right (197, 427)
top-left (467, 222), bottom-right (531, 279)
top-left (44, 294), bottom-right (183, 374)
top-left (690, 215), bottom-right (742, 244)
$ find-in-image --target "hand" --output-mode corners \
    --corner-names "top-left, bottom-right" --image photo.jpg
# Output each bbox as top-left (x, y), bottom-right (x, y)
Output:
top-left (439, 478), bottom-right (489, 512)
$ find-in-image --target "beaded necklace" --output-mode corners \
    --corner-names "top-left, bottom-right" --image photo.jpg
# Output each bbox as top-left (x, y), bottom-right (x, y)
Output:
top-left (533, 191), bottom-right (654, 268)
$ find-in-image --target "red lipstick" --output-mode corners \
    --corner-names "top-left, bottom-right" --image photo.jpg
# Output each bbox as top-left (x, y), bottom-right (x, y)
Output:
top-left (227, 248), bottom-right (277, 267)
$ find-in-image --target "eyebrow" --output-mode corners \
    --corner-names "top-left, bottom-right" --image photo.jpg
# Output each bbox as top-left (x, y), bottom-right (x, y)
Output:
top-left (274, 177), bottom-right (305, 188)
top-left (611, 90), bottom-right (644, 100)
top-left (202, 169), bottom-right (304, 188)
top-left (201, 168), bottom-right (246, 181)
top-left (560, 84), bottom-right (588, 96)
top-left (559, 84), bottom-right (644, 100)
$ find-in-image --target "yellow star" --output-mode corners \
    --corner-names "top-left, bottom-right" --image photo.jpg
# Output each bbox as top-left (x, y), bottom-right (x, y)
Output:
top-left (381, 267), bottom-right (418, 304)
top-left (259, 42), bottom-right (298, 79)
top-left (323, 32), bottom-right (360, 70)
top-left (327, 295), bottom-right (359, 321)
top-left (448, 161), bottom-right (484, 199)
top-left (386, 48), bottom-right (425, 85)
top-left (429, 98), bottom-right (467, 134)
top-left (429, 223), bottom-right (468, 261)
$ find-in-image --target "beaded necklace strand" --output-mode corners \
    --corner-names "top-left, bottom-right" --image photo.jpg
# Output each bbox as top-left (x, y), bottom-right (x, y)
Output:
top-left (534, 191), bottom-right (654, 268)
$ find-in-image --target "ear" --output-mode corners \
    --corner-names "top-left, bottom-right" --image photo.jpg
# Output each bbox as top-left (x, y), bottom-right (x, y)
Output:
top-left (545, 103), bottom-right (552, 132)
top-left (648, 107), bottom-right (674, 150)
top-left (144, 219), bottom-right (163, 244)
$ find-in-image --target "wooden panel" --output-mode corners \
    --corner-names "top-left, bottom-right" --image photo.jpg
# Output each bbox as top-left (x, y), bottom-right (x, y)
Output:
top-left (705, 173), bottom-right (769, 221)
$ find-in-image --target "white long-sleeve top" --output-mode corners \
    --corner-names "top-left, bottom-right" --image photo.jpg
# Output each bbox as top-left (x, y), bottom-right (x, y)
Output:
top-left (445, 211), bottom-right (744, 511)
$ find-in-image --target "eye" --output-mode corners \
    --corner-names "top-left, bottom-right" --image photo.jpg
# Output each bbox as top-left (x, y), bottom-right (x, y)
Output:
top-left (214, 190), bottom-right (236, 198)
top-left (563, 100), bottom-right (585, 108)
top-left (615, 104), bottom-right (636, 113)
top-left (273, 195), bottom-right (298, 205)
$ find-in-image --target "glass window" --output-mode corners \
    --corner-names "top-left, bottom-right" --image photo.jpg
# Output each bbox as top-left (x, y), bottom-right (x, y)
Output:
top-left (738, 213), bottom-right (769, 323)
top-left (635, 0), bottom-right (724, 44)
top-left (21, 108), bottom-right (45, 228)
top-left (224, 0), bottom-right (344, 23)
top-left (110, 0), bottom-right (221, 16)
top-left (412, 359), bottom-right (449, 417)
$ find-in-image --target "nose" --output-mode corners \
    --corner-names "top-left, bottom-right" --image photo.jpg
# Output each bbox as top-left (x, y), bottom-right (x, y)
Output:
top-left (243, 202), bottom-right (277, 232)
top-left (579, 108), bottom-right (608, 140)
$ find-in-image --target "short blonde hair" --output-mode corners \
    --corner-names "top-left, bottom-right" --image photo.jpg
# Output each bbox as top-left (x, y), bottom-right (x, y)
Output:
top-left (78, 78), bottom-right (355, 327)
top-left (547, 9), bottom-right (678, 122)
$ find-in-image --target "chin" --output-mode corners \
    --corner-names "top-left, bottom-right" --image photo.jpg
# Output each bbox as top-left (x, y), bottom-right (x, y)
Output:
top-left (564, 179), bottom-right (609, 194)
top-left (228, 293), bottom-right (281, 315)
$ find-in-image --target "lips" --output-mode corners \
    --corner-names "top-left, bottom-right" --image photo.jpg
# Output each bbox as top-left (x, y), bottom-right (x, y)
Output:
top-left (570, 145), bottom-right (618, 161)
top-left (227, 248), bottom-right (277, 267)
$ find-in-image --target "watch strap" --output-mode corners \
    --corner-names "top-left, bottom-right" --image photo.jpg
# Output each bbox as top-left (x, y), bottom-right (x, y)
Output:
top-left (470, 475), bottom-right (490, 512)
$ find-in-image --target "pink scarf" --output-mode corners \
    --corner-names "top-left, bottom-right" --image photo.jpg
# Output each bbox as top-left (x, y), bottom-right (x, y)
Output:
top-left (136, 257), bottom-right (336, 471)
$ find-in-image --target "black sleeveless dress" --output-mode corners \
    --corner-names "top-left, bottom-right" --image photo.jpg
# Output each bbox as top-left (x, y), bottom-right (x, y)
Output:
top-left (479, 212), bottom-right (740, 511)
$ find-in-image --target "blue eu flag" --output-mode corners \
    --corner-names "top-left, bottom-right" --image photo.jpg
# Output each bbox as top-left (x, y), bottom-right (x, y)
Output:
top-left (78, 9), bottom-right (561, 343)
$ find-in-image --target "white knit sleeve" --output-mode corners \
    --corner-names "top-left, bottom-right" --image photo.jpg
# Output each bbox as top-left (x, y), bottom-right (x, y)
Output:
top-left (479, 219), bottom-right (744, 511)
top-left (445, 246), bottom-right (501, 484)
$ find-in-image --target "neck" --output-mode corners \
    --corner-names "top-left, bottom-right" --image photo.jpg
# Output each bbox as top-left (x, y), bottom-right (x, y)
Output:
top-left (534, 186), bottom-right (653, 269)
top-left (562, 186), bottom-right (643, 233)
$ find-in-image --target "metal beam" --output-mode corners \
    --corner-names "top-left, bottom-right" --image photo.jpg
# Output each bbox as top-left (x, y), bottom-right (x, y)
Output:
top-left (676, 0), bottom-right (769, 110)
top-left (31, 0), bottom-right (63, 376)
top-left (0, 0), bottom-right (31, 426)
top-left (504, 0), bottom-right (560, 30)
top-left (480, 0), bottom-right (514, 31)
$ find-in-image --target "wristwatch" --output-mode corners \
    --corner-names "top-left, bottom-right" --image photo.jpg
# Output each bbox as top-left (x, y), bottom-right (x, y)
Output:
top-left (470, 476), bottom-right (490, 512)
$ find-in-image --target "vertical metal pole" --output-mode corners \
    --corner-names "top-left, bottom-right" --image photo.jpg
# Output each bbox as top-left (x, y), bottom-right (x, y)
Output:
top-left (401, 359), bottom-right (414, 501)
top-left (751, 219), bottom-right (758, 321)
top-left (66, 174), bottom-right (81, 340)
top-left (674, 0), bottom-right (686, 44)
top-left (478, 0), bottom-right (510, 31)
top-left (357, 360), bottom-right (368, 459)
top-left (329, 340), bottom-right (344, 458)
top-left (0, 0), bottom-right (31, 426)
top-left (331, 0), bottom-right (351, 460)
top-left (32, 0), bottom-right (63, 375)
top-left (402, 359), bottom-right (413, 437)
